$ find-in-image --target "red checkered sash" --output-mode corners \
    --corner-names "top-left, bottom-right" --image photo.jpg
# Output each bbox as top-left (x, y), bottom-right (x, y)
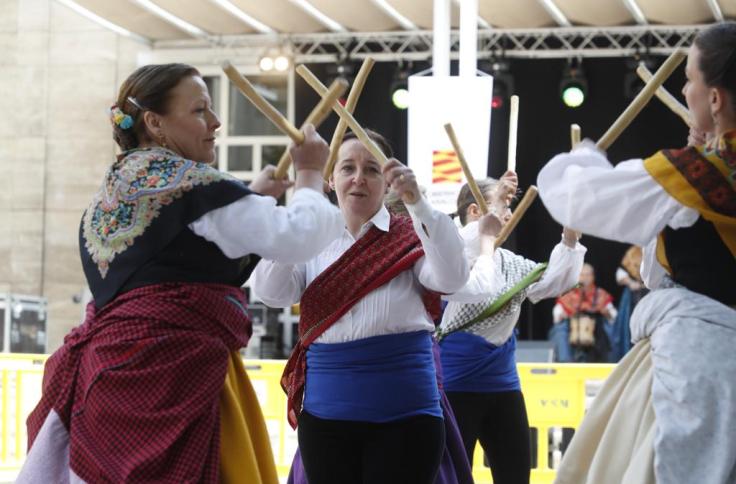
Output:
top-left (26, 283), bottom-right (252, 483)
top-left (281, 214), bottom-right (440, 428)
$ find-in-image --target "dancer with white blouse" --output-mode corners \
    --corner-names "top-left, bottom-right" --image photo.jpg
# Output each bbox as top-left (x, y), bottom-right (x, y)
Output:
top-left (253, 130), bottom-right (469, 484)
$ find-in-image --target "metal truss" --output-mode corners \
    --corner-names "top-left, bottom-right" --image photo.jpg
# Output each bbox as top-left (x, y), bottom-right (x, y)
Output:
top-left (154, 25), bottom-right (702, 63)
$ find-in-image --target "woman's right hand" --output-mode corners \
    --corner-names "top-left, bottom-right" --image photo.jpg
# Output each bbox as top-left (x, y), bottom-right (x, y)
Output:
top-left (478, 212), bottom-right (503, 237)
top-left (289, 124), bottom-right (329, 173)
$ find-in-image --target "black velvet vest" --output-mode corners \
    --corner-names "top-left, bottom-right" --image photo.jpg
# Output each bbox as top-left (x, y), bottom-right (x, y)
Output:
top-left (663, 217), bottom-right (736, 306)
top-left (80, 147), bottom-right (259, 308)
top-left (117, 228), bottom-right (261, 304)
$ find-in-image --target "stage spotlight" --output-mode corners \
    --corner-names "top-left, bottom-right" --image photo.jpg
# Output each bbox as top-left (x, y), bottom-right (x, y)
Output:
top-left (562, 84), bottom-right (585, 108)
top-left (485, 59), bottom-right (514, 110)
top-left (273, 54), bottom-right (290, 72)
top-left (326, 59), bottom-right (355, 84)
top-left (623, 55), bottom-right (655, 100)
top-left (259, 47), bottom-right (292, 72)
top-left (390, 63), bottom-right (411, 110)
top-left (392, 86), bottom-right (409, 110)
top-left (560, 60), bottom-right (587, 108)
top-left (259, 55), bottom-right (274, 71)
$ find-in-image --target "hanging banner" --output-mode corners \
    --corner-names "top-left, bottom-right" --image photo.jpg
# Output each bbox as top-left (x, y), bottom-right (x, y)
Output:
top-left (407, 76), bottom-right (493, 214)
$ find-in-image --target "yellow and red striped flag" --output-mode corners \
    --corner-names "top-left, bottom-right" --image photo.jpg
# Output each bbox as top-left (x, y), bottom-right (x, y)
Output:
top-left (432, 150), bottom-right (463, 184)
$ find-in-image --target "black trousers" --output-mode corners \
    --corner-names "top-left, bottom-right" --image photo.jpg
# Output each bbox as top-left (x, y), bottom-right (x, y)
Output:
top-left (446, 390), bottom-right (531, 484)
top-left (298, 411), bottom-right (445, 484)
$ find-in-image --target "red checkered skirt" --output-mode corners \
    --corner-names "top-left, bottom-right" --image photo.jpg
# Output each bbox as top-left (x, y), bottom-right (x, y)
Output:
top-left (26, 283), bottom-right (252, 483)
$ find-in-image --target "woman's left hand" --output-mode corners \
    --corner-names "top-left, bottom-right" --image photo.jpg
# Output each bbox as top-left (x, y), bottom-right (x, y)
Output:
top-left (250, 165), bottom-right (294, 198)
top-left (383, 158), bottom-right (420, 204)
top-left (562, 226), bottom-right (581, 248)
top-left (497, 170), bottom-right (518, 205)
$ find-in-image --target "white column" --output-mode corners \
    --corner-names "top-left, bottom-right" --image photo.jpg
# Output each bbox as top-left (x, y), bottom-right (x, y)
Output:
top-left (459, 0), bottom-right (478, 78)
top-left (432, 0), bottom-right (450, 77)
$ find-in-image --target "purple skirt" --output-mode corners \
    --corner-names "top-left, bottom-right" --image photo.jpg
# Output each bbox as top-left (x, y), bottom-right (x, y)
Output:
top-left (287, 340), bottom-right (474, 484)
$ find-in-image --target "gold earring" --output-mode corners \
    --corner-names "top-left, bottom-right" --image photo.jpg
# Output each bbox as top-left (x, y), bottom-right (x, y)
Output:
top-left (159, 134), bottom-right (168, 149)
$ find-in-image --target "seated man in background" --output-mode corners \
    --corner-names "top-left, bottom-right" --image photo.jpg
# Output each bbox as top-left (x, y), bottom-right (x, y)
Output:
top-left (549, 263), bottom-right (617, 363)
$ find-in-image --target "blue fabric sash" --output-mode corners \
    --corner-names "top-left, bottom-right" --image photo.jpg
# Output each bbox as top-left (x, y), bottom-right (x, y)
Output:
top-left (303, 331), bottom-right (442, 422)
top-left (439, 331), bottom-right (520, 393)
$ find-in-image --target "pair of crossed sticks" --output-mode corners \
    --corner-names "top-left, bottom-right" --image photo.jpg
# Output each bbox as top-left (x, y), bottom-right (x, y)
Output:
top-left (222, 59), bottom-right (381, 181)
top-left (222, 49), bottom-right (687, 248)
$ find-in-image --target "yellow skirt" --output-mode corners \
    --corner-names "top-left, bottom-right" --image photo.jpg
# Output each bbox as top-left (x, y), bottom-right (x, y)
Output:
top-left (219, 352), bottom-right (279, 484)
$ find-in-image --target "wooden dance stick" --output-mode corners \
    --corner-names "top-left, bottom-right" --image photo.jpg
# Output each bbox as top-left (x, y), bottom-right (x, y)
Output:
top-left (324, 58), bottom-right (376, 179)
top-left (566, 125), bottom-right (584, 243)
top-left (494, 186), bottom-right (538, 249)
top-left (444, 123), bottom-right (489, 215)
top-left (272, 79), bottom-right (348, 179)
top-left (596, 50), bottom-right (686, 150)
top-left (296, 64), bottom-right (389, 166)
top-left (222, 61), bottom-right (304, 144)
top-left (507, 95), bottom-right (519, 172)
top-left (636, 63), bottom-right (693, 127)
top-left (570, 124), bottom-right (581, 148)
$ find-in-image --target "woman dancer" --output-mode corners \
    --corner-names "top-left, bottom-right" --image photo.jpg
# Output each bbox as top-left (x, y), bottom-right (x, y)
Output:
top-left (19, 63), bottom-right (343, 483)
top-left (253, 130), bottom-right (469, 484)
top-left (538, 22), bottom-right (736, 483)
top-left (438, 174), bottom-right (585, 484)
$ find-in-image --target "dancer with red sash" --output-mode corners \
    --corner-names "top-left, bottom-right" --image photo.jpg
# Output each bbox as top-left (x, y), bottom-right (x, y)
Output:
top-left (286, 190), bottom-right (475, 484)
top-left (538, 22), bottom-right (736, 483)
top-left (18, 64), bottom-right (343, 483)
top-left (253, 130), bottom-right (469, 484)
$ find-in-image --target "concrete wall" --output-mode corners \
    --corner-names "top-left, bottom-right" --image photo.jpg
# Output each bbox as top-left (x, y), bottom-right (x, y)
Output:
top-left (0, 0), bottom-right (149, 350)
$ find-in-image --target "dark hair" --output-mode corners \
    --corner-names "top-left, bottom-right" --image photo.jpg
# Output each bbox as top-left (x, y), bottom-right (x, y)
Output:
top-left (455, 178), bottom-right (498, 226)
top-left (113, 63), bottom-right (200, 151)
top-left (341, 129), bottom-right (394, 159)
top-left (694, 22), bottom-right (736, 108)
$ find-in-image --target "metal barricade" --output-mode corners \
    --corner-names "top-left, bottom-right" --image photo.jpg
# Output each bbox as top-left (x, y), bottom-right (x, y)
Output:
top-left (0, 355), bottom-right (615, 483)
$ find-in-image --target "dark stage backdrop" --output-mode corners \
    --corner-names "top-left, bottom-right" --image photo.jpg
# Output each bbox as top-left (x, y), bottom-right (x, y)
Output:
top-left (296, 57), bottom-right (689, 340)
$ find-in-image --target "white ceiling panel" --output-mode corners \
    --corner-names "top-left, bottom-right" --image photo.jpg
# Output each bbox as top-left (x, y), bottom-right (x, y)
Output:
top-left (556, 0), bottom-right (633, 26)
top-left (230, 0), bottom-right (326, 33)
top-left (390, 0), bottom-right (461, 30)
top-left (480, 0), bottom-right (554, 28)
top-left (639, 0), bottom-right (714, 24)
top-left (309, 0), bottom-right (401, 31)
top-left (62, 0), bottom-right (728, 44)
top-left (74, 0), bottom-right (184, 40)
top-left (154, 0), bottom-right (255, 34)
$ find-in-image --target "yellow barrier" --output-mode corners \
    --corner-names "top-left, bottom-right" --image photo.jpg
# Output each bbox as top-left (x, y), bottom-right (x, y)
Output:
top-left (0, 354), bottom-right (614, 483)
top-left (469, 363), bottom-right (615, 484)
top-left (243, 360), bottom-right (298, 479)
top-left (0, 354), bottom-right (46, 482)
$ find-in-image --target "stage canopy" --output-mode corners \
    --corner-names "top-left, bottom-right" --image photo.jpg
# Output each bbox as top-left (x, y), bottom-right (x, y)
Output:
top-left (60, 0), bottom-right (732, 60)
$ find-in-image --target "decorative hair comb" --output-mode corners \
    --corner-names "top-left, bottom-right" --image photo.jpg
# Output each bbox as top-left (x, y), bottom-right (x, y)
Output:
top-left (109, 104), bottom-right (133, 130)
top-left (126, 96), bottom-right (145, 111)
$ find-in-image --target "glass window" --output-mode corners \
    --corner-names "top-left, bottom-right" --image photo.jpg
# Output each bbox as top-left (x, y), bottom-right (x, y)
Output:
top-left (228, 75), bottom-right (288, 136)
top-left (262, 144), bottom-right (289, 167)
top-left (203, 75), bottom-right (221, 116)
top-left (228, 145), bottom-right (253, 172)
top-left (9, 299), bottom-right (47, 354)
top-left (213, 145), bottom-right (220, 170)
